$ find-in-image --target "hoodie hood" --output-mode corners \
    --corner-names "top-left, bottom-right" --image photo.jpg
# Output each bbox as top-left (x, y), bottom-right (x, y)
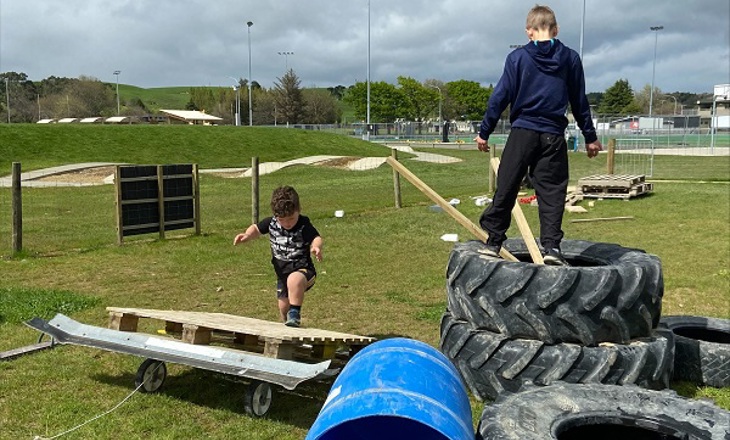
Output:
top-left (523, 39), bottom-right (564, 74)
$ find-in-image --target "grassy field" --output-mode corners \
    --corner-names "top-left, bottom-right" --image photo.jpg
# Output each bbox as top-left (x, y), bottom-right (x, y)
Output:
top-left (116, 85), bottom-right (195, 111)
top-left (0, 124), bottom-right (728, 439)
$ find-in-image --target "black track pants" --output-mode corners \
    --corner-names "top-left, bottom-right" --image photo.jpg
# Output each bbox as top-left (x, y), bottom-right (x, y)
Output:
top-left (479, 128), bottom-right (569, 250)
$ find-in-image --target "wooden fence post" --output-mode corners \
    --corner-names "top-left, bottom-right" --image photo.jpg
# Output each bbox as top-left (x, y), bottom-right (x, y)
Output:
top-left (488, 144), bottom-right (496, 194)
top-left (607, 138), bottom-right (616, 175)
top-left (251, 157), bottom-right (259, 224)
top-left (392, 149), bottom-right (402, 208)
top-left (11, 162), bottom-right (22, 253)
top-left (193, 164), bottom-right (201, 236)
top-left (157, 165), bottom-right (166, 239)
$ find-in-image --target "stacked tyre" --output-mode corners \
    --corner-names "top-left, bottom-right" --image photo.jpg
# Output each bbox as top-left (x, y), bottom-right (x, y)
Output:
top-left (439, 239), bottom-right (730, 438)
top-left (440, 238), bottom-right (672, 401)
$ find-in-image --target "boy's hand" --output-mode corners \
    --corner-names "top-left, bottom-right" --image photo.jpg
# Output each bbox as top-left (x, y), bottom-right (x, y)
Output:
top-left (311, 246), bottom-right (323, 262)
top-left (586, 141), bottom-right (603, 158)
top-left (475, 135), bottom-right (490, 152)
top-left (233, 233), bottom-right (248, 245)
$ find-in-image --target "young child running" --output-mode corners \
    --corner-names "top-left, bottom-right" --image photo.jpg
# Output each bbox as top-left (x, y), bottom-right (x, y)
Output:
top-left (233, 186), bottom-right (323, 327)
top-left (475, 4), bottom-right (602, 265)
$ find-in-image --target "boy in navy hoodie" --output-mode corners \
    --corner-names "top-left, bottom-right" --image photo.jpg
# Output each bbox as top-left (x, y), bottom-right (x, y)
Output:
top-left (475, 4), bottom-right (602, 265)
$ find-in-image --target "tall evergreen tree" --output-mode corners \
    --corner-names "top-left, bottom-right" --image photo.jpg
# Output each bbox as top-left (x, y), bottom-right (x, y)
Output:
top-left (274, 69), bottom-right (304, 124)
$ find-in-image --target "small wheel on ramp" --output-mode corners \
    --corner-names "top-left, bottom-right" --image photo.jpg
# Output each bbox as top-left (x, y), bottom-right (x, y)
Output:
top-left (135, 358), bottom-right (167, 393)
top-left (244, 380), bottom-right (273, 417)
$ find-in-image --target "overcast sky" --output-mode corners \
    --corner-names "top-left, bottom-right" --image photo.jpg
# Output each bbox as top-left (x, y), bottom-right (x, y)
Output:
top-left (1, 0), bottom-right (728, 95)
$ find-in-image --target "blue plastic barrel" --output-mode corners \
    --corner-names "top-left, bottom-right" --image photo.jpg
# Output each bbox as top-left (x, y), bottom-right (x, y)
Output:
top-left (305, 338), bottom-right (473, 440)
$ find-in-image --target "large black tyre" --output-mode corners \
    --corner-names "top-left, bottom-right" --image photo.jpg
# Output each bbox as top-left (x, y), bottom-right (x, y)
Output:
top-left (440, 312), bottom-right (673, 401)
top-left (660, 315), bottom-right (730, 388)
top-left (446, 239), bottom-right (663, 345)
top-left (476, 382), bottom-right (730, 440)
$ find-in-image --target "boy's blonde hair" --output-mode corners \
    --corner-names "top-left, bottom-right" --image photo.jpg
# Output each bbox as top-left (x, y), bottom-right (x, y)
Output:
top-left (526, 4), bottom-right (558, 35)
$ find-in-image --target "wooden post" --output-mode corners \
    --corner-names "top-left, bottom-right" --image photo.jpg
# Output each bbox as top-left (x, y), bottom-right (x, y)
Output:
top-left (607, 138), bottom-right (616, 175)
top-left (392, 149), bottom-right (402, 208)
top-left (157, 165), bottom-right (166, 239)
top-left (251, 157), bottom-right (259, 224)
top-left (193, 163), bottom-right (201, 235)
top-left (488, 144), bottom-right (497, 194)
top-left (386, 157), bottom-right (519, 262)
top-left (115, 166), bottom-right (124, 245)
top-left (11, 162), bottom-right (22, 253)
top-left (490, 157), bottom-right (544, 265)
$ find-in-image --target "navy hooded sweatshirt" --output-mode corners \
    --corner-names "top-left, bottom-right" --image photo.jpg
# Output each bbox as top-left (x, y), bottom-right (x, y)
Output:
top-left (479, 39), bottom-right (597, 144)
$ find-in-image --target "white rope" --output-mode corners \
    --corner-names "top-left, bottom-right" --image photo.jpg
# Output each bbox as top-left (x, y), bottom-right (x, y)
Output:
top-left (33, 362), bottom-right (162, 440)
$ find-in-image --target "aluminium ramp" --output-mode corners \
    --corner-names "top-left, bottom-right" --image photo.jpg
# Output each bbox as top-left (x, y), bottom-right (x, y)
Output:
top-left (26, 314), bottom-right (331, 390)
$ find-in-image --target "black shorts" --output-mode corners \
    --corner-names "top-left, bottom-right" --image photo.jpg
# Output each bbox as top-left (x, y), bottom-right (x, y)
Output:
top-left (276, 267), bottom-right (316, 299)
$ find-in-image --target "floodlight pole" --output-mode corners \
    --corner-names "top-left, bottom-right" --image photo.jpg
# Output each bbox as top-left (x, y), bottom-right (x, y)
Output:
top-left (113, 70), bottom-right (121, 115)
top-left (278, 51), bottom-right (294, 70)
top-left (648, 26), bottom-right (663, 119)
top-left (247, 21), bottom-right (254, 127)
top-left (229, 77), bottom-right (241, 126)
top-left (365, 0), bottom-right (371, 141)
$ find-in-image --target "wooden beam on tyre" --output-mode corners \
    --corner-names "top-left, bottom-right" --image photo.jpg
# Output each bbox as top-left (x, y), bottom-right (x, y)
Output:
top-left (490, 157), bottom-right (544, 264)
top-left (386, 156), bottom-right (519, 262)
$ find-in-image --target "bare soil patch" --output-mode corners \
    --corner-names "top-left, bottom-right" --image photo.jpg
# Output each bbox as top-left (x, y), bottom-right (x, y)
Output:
top-left (36, 166), bottom-right (117, 184)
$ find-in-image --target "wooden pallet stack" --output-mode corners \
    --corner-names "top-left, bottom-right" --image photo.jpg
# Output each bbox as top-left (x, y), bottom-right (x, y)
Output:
top-left (577, 174), bottom-right (653, 199)
top-left (107, 307), bottom-right (375, 364)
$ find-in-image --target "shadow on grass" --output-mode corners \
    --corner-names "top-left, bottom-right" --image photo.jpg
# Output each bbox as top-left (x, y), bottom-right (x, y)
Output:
top-left (91, 368), bottom-right (330, 429)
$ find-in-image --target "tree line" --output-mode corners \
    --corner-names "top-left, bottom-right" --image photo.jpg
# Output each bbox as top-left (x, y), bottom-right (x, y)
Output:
top-left (0, 70), bottom-right (711, 125)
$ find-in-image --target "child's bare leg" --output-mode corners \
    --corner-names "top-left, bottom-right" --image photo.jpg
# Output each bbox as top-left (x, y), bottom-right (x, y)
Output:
top-left (277, 298), bottom-right (290, 322)
top-left (286, 271), bottom-right (307, 307)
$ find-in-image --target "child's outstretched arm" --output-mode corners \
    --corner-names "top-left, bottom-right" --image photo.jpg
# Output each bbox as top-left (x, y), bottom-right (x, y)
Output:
top-left (233, 224), bottom-right (262, 245)
top-left (310, 236), bottom-right (323, 261)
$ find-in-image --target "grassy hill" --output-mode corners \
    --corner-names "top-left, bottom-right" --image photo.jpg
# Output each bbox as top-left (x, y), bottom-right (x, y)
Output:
top-left (0, 124), bottom-right (388, 173)
top-left (116, 85), bottom-right (195, 110)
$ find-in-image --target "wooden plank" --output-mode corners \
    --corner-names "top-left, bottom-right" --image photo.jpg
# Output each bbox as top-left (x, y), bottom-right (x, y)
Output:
top-left (108, 312), bottom-right (138, 332)
top-left (105, 307), bottom-right (375, 344)
top-left (385, 157), bottom-right (519, 262)
top-left (263, 338), bottom-right (294, 360)
top-left (490, 158), bottom-right (544, 265)
top-left (0, 341), bottom-right (54, 361)
top-left (181, 324), bottom-right (212, 345)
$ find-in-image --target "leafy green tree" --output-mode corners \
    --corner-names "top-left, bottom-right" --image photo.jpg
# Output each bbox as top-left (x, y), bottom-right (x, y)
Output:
top-left (303, 89), bottom-right (340, 124)
top-left (343, 81), bottom-right (406, 123)
top-left (598, 79), bottom-right (637, 115)
top-left (189, 87), bottom-right (216, 114)
top-left (397, 76), bottom-right (434, 122)
top-left (445, 80), bottom-right (492, 121)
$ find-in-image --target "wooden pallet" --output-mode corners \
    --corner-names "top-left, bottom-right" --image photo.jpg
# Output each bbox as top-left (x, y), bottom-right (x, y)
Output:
top-left (107, 307), bottom-right (375, 361)
top-left (577, 174), bottom-right (653, 199)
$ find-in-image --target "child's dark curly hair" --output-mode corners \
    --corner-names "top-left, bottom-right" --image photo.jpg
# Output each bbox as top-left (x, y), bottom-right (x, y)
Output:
top-left (270, 186), bottom-right (301, 217)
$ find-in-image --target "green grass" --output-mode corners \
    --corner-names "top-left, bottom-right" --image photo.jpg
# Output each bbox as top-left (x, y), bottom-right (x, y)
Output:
top-left (0, 124), bottom-right (391, 174)
top-left (0, 125), bottom-right (728, 439)
top-left (116, 85), bottom-right (195, 111)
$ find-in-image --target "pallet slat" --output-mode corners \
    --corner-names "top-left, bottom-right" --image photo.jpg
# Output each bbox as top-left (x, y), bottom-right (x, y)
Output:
top-left (106, 307), bottom-right (375, 361)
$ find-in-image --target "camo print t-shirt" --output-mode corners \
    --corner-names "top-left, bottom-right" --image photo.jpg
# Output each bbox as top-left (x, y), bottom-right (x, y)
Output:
top-left (257, 215), bottom-right (320, 279)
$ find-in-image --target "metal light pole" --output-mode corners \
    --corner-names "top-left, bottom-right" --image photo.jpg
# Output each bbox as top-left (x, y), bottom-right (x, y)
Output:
top-left (247, 21), bottom-right (254, 127)
top-left (113, 70), bottom-right (121, 115)
top-left (229, 77), bottom-right (241, 126)
top-left (278, 51), bottom-right (294, 70)
top-left (648, 26), bottom-right (663, 118)
top-left (365, 0), bottom-right (371, 141)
